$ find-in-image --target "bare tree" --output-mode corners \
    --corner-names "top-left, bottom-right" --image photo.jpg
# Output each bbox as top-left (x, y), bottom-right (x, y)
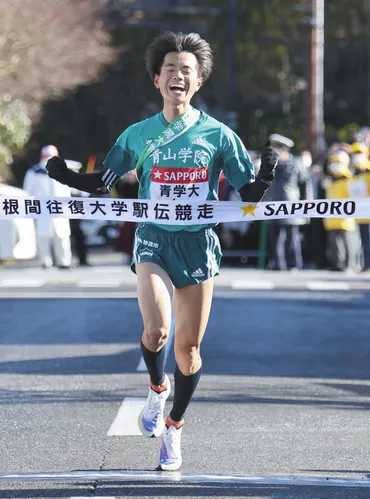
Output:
top-left (0, 0), bottom-right (116, 117)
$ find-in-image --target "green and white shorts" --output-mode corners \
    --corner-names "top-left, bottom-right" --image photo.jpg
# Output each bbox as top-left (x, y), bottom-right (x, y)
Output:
top-left (131, 224), bottom-right (222, 289)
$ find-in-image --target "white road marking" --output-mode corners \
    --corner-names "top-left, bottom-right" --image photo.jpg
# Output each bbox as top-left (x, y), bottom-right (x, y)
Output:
top-left (1, 471), bottom-right (370, 487)
top-left (1, 343), bottom-right (138, 362)
top-left (136, 313), bottom-right (175, 372)
top-left (231, 280), bottom-right (275, 290)
top-left (107, 397), bottom-right (145, 436)
top-left (77, 280), bottom-right (122, 288)
top-left (136, 356), bottom-right (147, 372)
top-left (0, 279), bottom-right (45, 287)
top-left (0, 291), bottom-right (138, 299)
top-left (306, 281), bottom-right (350, 291)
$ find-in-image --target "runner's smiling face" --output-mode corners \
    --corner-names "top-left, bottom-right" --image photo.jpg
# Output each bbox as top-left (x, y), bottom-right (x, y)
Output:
top-left (154, 52), bottom-right (202, 105)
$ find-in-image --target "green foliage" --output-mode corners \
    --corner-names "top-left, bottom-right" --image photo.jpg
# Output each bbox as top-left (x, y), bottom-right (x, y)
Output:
top-left (0, 96), bottom-right (31, 182)
top-left (325, 123), bottom-right (360, 144)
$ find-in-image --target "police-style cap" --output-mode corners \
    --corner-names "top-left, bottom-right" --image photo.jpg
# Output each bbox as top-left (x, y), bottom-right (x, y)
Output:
top-left (40, 145), bottom-right (59, 159)
top-left (269, 134), bottom-right (294, 148)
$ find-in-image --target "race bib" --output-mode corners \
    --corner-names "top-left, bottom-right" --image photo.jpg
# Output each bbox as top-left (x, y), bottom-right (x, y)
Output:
top-left (150, 166), bottom-right (209, 200)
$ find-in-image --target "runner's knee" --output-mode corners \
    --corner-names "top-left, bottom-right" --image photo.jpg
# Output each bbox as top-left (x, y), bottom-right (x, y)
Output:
top-left (142, 326), bottom-right (169, 351)
top-left (175, 343), bottom-right (201, 375)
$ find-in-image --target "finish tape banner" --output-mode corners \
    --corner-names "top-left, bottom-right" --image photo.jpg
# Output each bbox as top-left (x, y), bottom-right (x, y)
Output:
top-left (0, 196), bottom-right (368, 225)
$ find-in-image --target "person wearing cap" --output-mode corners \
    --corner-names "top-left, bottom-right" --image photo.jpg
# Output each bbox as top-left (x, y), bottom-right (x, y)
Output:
top-left (350, 142), bottom-right (370, 174)
top-left (265, 134), bottom-right (313, 271)
top-left (348, 143), bottom-right (370, 270)
top-left (23, 145), bottom-right (72, 269)
top-left (324, 151), bottom-right (357, 272)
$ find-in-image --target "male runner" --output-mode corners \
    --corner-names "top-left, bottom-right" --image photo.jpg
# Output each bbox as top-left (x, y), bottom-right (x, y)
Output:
top-left (46, 31), bottom-right (278, 471)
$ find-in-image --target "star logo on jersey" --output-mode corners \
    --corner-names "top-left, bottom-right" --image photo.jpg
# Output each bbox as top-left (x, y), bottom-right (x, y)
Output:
top-left (153, 169), bottom-right (162, 180)
top-left (241, 204), bottom-right (257, 217)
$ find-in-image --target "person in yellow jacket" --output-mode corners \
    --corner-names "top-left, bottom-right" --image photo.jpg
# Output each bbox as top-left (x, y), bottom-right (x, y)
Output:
top-left (348, 142), bottom-right (370, 270)
top-left (324, 151), bottom-right (357, 271)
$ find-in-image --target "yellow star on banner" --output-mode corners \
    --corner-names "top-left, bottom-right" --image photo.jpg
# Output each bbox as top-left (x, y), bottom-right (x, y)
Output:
top-left (240, 204), bottom-right (257, 217)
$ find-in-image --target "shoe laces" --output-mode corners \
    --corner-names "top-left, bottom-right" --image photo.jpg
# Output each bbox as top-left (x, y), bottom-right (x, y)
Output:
top-left (147, 392), bottom-right (160, 412)
top-left (144, 389), bottom-right (166, 419)
top-left (164, 425), bottom-right (182, 457)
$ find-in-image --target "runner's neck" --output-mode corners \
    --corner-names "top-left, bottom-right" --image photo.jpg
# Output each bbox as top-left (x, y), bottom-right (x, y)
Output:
top-left (162, 103), bottom-right (192, 123)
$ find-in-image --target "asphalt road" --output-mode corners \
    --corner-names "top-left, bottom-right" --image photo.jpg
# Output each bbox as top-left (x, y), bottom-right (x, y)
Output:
top-left (1, 257), bottom-right (370, 498)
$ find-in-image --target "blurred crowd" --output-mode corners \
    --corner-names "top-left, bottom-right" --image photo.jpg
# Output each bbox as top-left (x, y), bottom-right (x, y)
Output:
top-left (220, 128), bottom-right (370, 273)
top-left (17, 126), bottom-right (370, 273)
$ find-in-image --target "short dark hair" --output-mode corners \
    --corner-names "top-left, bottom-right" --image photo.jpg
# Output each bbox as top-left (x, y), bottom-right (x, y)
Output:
top-left (145, 31), bottom-right (213, 83)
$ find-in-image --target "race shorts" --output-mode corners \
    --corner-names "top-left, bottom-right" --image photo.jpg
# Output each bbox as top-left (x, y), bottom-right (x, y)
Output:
top-left (131, 224), bottom-right (222, 289)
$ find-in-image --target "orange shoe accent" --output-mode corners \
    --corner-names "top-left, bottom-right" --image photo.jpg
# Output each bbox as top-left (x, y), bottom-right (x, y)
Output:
top-left (150, 380), bottom-right (168, 393)
top-left (166, 416), bottom-right (184, 429)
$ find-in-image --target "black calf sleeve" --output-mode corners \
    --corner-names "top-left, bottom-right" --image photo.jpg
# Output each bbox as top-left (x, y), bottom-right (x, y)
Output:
top-left (170, 364), bottom-right (202, 422)
top-left (140, 339), bottom-right (165, 386)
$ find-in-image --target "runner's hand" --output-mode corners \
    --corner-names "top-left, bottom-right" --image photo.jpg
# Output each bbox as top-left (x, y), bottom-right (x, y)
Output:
top-left (46, 157), bottom-right (70, 181)
top-left (259, 141), bottom-right (279, 183)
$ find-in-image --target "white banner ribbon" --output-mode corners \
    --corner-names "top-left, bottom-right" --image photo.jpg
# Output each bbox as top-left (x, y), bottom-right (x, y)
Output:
top-left (0, 196), bottom-right (368, 225)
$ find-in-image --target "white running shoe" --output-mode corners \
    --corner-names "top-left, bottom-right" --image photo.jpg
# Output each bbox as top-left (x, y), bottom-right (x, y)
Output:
top-left (138, 374), bottom-right (170, 438)
top-left (157, 419), bottom-right (183, 471)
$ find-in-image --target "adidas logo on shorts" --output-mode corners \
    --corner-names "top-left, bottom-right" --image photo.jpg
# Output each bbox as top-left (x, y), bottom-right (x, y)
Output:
top-left (191, 268), bottom-right (205, 278)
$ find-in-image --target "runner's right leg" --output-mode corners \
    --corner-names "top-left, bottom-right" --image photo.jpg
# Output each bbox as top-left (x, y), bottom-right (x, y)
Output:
top-left (136, 262), bottom-right (173, 437)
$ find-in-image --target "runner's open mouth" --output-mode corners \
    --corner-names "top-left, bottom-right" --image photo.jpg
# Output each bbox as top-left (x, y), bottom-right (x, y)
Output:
top-left (169, 85), bottom-right (185, 92)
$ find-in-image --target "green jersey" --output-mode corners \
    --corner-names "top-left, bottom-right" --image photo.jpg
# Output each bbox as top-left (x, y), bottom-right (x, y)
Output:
top-left (102, 109), bottom-right (255, 232)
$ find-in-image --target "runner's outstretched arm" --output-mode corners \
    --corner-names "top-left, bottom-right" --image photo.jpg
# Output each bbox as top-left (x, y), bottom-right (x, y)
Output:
top-left (46, 155), bottom-right (119, 194)
top-left (238, 141), bottom-right (279, 203)
top-left (238, 175), bottom-right (272, 203)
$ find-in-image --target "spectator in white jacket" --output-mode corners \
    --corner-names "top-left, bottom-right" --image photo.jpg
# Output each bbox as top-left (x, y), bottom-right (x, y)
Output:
top-left (23, 145), bottom-right (72, 269)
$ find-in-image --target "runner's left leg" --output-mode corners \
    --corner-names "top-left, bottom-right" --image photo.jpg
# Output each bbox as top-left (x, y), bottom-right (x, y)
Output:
top-left (157, 277), bottom-right (214, 470)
